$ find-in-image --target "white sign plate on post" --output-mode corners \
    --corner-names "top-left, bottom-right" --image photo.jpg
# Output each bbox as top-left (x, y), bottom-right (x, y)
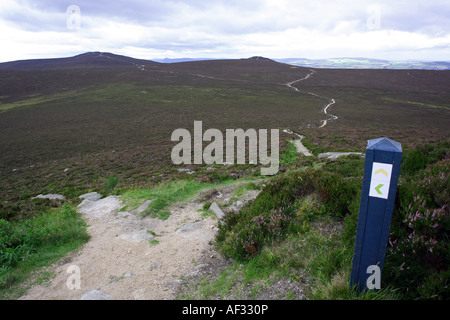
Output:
top-left (368, 162), bottom-right (393, 199)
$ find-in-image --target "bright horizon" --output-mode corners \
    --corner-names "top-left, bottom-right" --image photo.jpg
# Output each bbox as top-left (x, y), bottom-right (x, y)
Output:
top-left (1, 0), bottom-right (449, 63)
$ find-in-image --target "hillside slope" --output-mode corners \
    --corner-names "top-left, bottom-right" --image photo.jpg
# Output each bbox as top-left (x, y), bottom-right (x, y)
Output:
top-left (0, 52), bottom-right (158, 70)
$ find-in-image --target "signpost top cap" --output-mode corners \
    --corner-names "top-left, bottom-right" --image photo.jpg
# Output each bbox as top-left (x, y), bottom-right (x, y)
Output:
top-left (367, 137), bottom-right (402, 152)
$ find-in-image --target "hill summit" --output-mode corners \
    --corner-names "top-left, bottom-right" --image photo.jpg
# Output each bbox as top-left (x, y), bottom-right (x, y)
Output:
top-left (247, 56), bottom-right (272, 61)
top-left (0, 52), bottom-right (158, 70)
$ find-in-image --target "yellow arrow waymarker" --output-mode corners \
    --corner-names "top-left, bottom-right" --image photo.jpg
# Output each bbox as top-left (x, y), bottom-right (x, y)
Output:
top-left (375, 168), bottom-right (388, 176)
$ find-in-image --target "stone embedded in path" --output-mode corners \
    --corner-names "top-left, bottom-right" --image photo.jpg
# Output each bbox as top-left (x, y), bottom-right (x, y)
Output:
top-left (32, 193), bottom-right (66, 200)
top-left (134, 200), bottom-right (153, 214)
top-left (149, 262), bottom-right (163, 271)
top-left (209, 202), bottom-right (225, 220)
top-left (118, 230), bottom-right (154, 242)
top-left (80, 289), bottom-right (112, 300)
top-left (176, 221), bottom-right (204, 234)
top-left (176, 221), bottom-right (211, 241)
top-left (185, 264), bottom-right (209, 278)
top-left (77, 195), bottom-right (122, 218)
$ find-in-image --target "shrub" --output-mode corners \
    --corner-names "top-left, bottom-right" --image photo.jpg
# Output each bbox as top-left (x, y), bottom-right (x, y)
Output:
top-left (401, 148), bottom-right (430, 175)
top-left (215, 168), bottom-right (360, 260)
top-left (384, 149), bottom-right (450, 299)
top-left (385, 197), bottom-right (449, 299)
top-left (311, 171), bottom-right (361, 217)
top-left (401, 140), bottom-right (450, 176)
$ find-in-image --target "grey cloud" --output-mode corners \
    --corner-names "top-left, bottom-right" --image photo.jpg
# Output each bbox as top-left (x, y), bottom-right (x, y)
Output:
top-left (374, 1), bottom-right (450, 34)
top-left (1, 0), bottom-right (449, 61)
top-left (6, 0), bottom-right (450, 36)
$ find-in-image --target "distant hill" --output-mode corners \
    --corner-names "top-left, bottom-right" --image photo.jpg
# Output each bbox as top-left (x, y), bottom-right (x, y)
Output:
top-left (155, 56), bottom-right (274, 63)
top-left (0, 52), bottom-right (159, 70)
top-left (154, 58), bottom-right (217, 63)
top-left (2, 52), bottom-right (449, 71)
top-left (152, 56), bottom-right (450, 70)
top-left (275, 57), bottom-right (450, 70)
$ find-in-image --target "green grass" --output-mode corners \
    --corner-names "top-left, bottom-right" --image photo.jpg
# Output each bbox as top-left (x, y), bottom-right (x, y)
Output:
top-left (120, 179), bottom-right (236, 219)
top-left (280, 141), bottom-right (300, 165)
top-left (104, 175), bottom-right (119, 196)
top-left (0, 204), bottom-right (90, 299)
top-left (229, 182), bottom-right (261, 202)
top-left (381, 97), bottom-right (450, 110)
top-left (0, 90), bottom-right (84, 112)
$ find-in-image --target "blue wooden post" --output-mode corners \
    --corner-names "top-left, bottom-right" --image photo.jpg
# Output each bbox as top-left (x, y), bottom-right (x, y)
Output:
top-left (350, 137), bottom-right (402, 292)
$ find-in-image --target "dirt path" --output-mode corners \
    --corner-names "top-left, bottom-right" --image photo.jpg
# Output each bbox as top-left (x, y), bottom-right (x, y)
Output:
top-left (284, 69), bottom-right (338, 128)
top-left (318, 99), bottom-right (337, 128)
top-left (282, 129), bottom-right (313, 157)
top-left (19, 182), bottom-right (261, 300)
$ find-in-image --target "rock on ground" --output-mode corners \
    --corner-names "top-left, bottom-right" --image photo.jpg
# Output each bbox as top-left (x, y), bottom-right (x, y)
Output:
top-left (77, 195), bottom-right (122, 218)
top-left (209, 202), bottom-right (225, 220)
top-left (118, 230), bottom-right (154, 242)
top-left (79, 192), bottom-right (102, 201)
top-left (134, 200), bottom-right (153, 214)
top-left (80, 289), bottom-right (112, 300)
top-left (32, 194), bottom-right (66, 200)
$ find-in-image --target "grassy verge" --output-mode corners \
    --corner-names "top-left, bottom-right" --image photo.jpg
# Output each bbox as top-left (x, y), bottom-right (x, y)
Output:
top-left (119, 178), bottom-right (255, 219)
top-left (0, 204), bottom-right (90, 299)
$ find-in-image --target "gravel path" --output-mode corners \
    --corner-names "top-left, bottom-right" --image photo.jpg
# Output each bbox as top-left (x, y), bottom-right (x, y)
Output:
top-left (19, 183), bottom-right (261, 300)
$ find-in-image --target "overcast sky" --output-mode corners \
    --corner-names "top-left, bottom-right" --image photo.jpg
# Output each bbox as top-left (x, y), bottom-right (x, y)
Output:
top-left (1, 0), bottom-right (449, 62)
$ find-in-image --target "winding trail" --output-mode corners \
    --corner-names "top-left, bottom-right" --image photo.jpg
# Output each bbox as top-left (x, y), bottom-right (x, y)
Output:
top-left (143, 63), bottom-right (334, 156)
top-left (284, 69), bottom-right (338, 128)
top-left (282, 69), bottom-right (338, 155)
top-left (152, 66), bottom-right (336, 156)
top-left (319, 98), bottom-right (337, 128)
